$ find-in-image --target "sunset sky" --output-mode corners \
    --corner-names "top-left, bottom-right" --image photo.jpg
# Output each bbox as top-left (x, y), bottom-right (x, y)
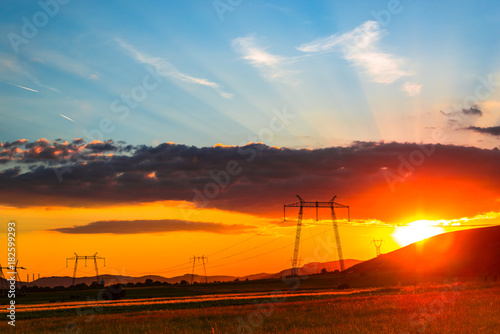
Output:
top-left (1, 0), bottom-right (499, 279)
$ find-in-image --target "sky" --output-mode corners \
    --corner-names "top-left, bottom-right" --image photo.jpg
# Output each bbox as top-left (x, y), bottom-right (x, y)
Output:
top-left (0, 0), bottom-right (499, 280)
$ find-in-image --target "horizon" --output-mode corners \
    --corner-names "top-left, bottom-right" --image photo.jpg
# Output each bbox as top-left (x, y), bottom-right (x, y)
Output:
top-left (1, 0), bottom-right (500, 280)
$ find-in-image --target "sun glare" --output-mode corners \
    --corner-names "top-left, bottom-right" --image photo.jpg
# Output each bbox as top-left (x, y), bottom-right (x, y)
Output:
top-left (392, 220), bottom-right (445, 247)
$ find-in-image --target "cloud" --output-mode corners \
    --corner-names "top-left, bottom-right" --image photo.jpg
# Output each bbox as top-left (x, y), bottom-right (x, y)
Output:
top-left (441, 105), bottom-right (484, 128)
top-left (462, 106), bottom-right (483, 116)
top-left (465, 125), bottom-right (500, 136)
top-left (0, 53), bottom-right (60, 93)
top-left (402, 81), bottom-right (422, 96)
top-left (0, 80), bottom-right (39, 93)
top-left (117, 39), bottom-right (233, 99)
top-left (441, 106), bottom-right (483, 118)
top-left (1, 139), bottom-right (500, 223)
top-left (50, 219), bottom-right (257, 235)
top-left (297, 21), bottom-right (415, 84)
top-left (232, 35), bottom-right (298, 85)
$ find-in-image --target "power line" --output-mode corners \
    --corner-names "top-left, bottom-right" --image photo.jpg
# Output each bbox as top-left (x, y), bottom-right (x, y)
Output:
top-left (205, 225), bottom-right (338, 271)
top-left (209, 228), bottom-right (297, 264)
top-left (207, 219), bottom-right (289, 258)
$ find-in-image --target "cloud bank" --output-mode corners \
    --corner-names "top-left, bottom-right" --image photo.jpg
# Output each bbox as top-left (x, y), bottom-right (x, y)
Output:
top-left (1, 139), bottom-right (499, 223)
top-left (51, 219), bottom-right (257, 235)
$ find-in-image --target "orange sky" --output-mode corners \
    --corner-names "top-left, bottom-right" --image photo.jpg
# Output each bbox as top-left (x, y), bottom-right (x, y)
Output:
top-left (1, 140), bottom-right (499, 279)
top-left (2, 199), bottom-right (499, 280)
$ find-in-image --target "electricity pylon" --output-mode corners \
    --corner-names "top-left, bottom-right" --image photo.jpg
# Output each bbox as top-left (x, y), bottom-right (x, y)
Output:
top-left (372, 239), bottom-right (383, 257)
top-left (66, 253), bottom-right (105, 286)
top-left (0, 264), bottom-right (6, 294)
top-left (190, 256), bottom-right (208, 284)
top-left (284, 195), bottom-right (350, 276)
top-left (0, 261), bottom-right (27, 294)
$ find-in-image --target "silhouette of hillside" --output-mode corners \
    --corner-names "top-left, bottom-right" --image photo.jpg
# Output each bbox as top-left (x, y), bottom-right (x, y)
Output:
top-left (348, 225), bottom-right (500, 277)
top-left (3, 259), bottom-right (360, 288)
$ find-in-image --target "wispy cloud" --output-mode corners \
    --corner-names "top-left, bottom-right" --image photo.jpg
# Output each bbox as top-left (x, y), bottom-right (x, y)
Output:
top-left (23, 71), bottom-right (60, 93)
top-left (297, 21), bottom-right (417, 86)
top-left (402, 81), bottom-right (422, 96)
top-left (0, 80), bottom-right (39, 93)
top-left (232, 35), bottom-right (299, 85)
top-left (0, 54), bottom-right (60, 93)
top-left (117, 39), bottom-right (233, 99)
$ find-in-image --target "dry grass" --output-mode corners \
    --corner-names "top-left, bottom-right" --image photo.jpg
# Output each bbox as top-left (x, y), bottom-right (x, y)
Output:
top-left (1, 283), bottom-right (498, 333)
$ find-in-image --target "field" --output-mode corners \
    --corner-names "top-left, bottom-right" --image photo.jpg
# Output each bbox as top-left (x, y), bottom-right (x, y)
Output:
top-left (1, 273), bottom-right (499, 333)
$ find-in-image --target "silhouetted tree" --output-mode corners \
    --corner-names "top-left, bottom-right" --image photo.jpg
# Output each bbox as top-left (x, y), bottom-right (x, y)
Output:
top-left (74, 282), bottom-right (88, 290)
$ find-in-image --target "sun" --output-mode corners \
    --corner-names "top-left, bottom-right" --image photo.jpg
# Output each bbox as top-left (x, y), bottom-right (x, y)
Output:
top-left (392, 220), bottom-right (445, 247)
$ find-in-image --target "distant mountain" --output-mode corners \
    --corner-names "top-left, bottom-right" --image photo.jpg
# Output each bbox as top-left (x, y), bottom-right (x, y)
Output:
top-left (17, 274), bottom-right (239, 288)
top-left (348, 225), bottom-right (500, 277)
top-left (6, 226), bottom-right (498, 289)
top-left (272, 259), bottom-right (363, 278)
top-left (7, 259), bottom-right (361, 288)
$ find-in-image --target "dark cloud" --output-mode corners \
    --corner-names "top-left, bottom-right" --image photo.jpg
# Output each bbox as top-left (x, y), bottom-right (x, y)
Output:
top-left (85, 140), bottom-right (118, 153)
top-left (1, 139), bottom-right (500, 223)
top-left (461, 106), bottom-right (482, 116)
top-left (466, 126), bottom-right (500, 136)
top-left (2, 139), bottom-right (28, 149)
top-left (50, 219), bottom-right (257, 235)
top-left (440, 105), bottom-right (482, 118)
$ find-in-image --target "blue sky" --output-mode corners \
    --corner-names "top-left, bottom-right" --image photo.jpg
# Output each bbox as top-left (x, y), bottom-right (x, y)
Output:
top-left (1, 1), bottom-right (500, 278)
top-left (1, 0), bottom-right (499, 148)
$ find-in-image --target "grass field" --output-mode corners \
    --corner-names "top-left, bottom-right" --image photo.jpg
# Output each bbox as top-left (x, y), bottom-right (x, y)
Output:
top-left (0, 274), bottom-right (498, 333)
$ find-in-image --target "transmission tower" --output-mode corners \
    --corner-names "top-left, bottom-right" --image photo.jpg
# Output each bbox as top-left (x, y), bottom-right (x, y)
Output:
top-left (0, 261), bottom-right (27, 294)
top-left (284, 195), bottom-right (350, 276)
top-left (66, 253), bottom-right (105, 286)
top-left (372, 239), bottom-right (383, 257)
top-left (190, 256), bottom-right (208, 284)
top-left (0, 264), bottom-right (6, 295)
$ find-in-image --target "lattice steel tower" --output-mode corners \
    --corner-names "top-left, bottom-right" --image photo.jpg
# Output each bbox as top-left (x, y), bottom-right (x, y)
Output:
top-left (190, 256), bottom-right (208, 284)
top-left (372, 239), bottom-right (383, 257)
top-left (284, 195), bottom-right (350, 276)
top-left (66, 253), bottom-right (105, 286)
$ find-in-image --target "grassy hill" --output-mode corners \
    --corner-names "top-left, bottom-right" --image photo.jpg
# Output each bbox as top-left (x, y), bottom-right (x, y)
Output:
top-left (348, 225), bottom-right (500, 277)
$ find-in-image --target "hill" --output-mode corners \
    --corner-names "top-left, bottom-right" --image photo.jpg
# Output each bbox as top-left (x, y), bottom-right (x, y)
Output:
top-left (1, 259), bottom-right (361, 288)
top-left (348, 225), bottom-right (500, 277)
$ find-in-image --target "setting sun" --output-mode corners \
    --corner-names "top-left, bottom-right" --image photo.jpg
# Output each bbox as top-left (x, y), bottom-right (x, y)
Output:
top-left (392, 220), bottom-right (446, 247)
